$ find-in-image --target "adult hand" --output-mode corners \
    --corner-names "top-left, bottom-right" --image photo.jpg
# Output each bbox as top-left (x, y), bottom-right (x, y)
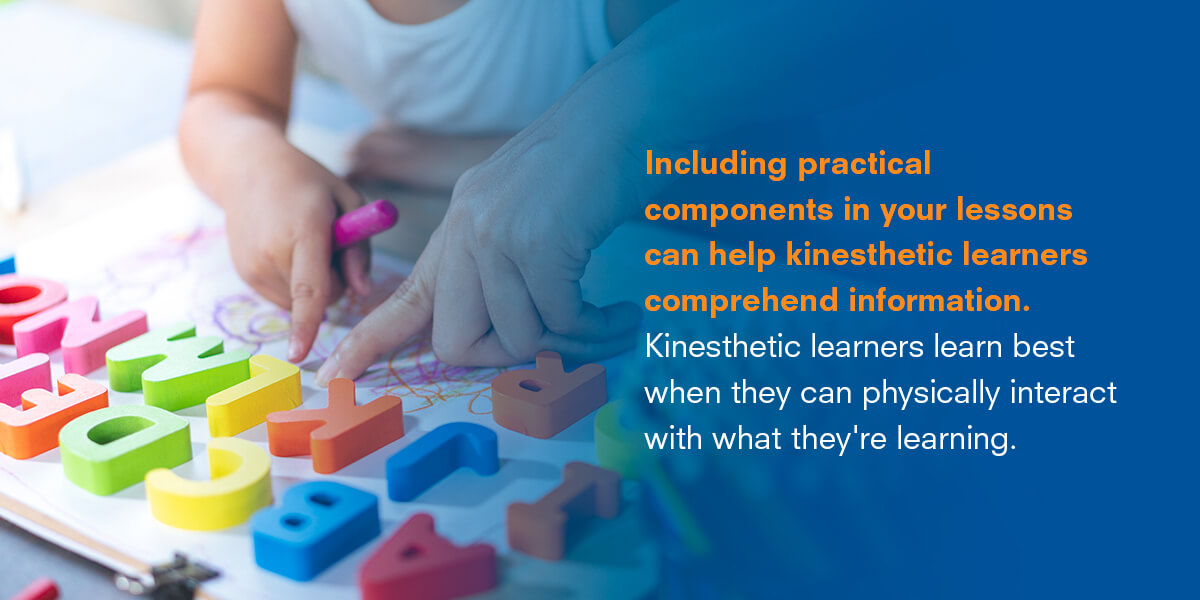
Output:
top-left (316, 120), bottom-right (641, 382)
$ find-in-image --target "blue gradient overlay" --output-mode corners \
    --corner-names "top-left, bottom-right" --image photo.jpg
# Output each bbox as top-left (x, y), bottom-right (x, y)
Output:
top-left (590, 1), bottom-right (1196, 597)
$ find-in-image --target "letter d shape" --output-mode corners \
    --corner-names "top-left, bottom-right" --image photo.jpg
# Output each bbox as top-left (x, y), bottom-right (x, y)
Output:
top-left (59, 405), bottom-right (191, 495)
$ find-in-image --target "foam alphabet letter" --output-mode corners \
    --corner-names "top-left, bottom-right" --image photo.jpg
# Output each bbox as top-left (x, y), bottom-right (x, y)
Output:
top-left (13, 296), bottom-right (148, 375)
top-left (490, 351), bottom-right (606, 439)
top-left (591, 402), bottom-right (712, 553)
top-left (251, 481), bottom-right (380, 581)
top-left (266, 378), bottom-right (404, 474)
top-left (145, 437), bottom-right (272, 531)
top-left (0, 251), bottom-right (13, 275)
top-left (0, 275), bottom-right (67, 344)
top-left (207, 355), bottom-right (301, 437)
top-left (105, 322), bottom-right (251, 411)
top-left (0, 353), bottom-right (51, 408)
top-left (385, 422), bottom-right (498, 502)
top-left (0, 374), bottom-right (108, 459)
top-left (594, 402), bottom-right (647, 478)
top-left (59, 404), bottom-right (192, 495)
top-left (359, 513), bottom-right (496, 600)
top-left (507, 462), bottom-right (621, 560)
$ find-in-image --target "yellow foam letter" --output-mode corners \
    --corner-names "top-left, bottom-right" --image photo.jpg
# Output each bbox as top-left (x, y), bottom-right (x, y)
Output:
top-left (145, 437), bottom-right (272, 530)
top-left (206, 354), bottom-right (301, 437)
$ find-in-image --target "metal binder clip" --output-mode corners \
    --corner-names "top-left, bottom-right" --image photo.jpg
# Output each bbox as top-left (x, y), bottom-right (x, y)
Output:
top-left (113, 552), bottom-right (220, 600)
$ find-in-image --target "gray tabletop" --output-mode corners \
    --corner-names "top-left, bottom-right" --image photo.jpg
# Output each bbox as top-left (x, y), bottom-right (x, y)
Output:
top-left (0, 1), bottom-right (367, 595)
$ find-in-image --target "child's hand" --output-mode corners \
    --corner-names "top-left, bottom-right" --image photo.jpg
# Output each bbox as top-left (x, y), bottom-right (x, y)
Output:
top-left (180, 0), bottom-right (373, 363)
top-left (316, 122), bottom-right (641, 381)
top-left (223, 146), bottom-right (372, 362)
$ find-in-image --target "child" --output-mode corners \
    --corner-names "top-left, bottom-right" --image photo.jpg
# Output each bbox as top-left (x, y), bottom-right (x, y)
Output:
top-left (179, 0), bottom-right (668, 364)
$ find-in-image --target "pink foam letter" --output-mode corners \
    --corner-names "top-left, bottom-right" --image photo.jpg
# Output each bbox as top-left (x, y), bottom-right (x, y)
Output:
top-left (0, 354), bottom-right (52, 408)
top-left (13, 296), bottom-right (148, 375)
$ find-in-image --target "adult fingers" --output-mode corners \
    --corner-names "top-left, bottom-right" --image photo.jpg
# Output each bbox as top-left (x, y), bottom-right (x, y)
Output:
top-left (443, 324), bottom-right (638, 367)
top-left (429, 240), bottom-right (495, 365)
top-left (287, 237), bottom-right (333, 363)
top-left (315, 233), bottom-right (442, 386)
top-left (522, 262), bottom-right (641, 340)
top-left (445, 252), bottom-right (637, 366)
top-left (477, 252), bottom-right (544, 361)
top-left (540, 329), bottom-right (638, 363)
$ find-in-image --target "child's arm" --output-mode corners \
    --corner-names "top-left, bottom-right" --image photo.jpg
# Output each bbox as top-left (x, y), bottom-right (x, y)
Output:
top-left (347, 125), bottom-right (511, 191)
top-left (179, 0), bottom-right (370, 363)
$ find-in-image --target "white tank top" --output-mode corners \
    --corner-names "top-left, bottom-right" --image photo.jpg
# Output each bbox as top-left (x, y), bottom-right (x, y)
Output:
top-left (283, 0), bottom-right (613, 135)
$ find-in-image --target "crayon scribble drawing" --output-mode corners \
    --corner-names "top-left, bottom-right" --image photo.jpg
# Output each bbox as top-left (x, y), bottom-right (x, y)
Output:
top-left (100, 225), bottom-right (502, 415)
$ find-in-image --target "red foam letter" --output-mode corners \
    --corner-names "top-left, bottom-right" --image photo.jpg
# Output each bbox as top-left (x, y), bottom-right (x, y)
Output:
top-left (359, 513), bottom-right (496, 600)
top-left (0, 275), bottom-right (67, 344)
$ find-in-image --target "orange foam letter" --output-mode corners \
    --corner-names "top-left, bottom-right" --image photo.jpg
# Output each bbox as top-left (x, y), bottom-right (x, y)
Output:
top-left (266, 378), bottom-right (404, 474)
top-left (491, 351), bottom-right (606, 439)
top-left (0, 374), bottom-right (108, 459)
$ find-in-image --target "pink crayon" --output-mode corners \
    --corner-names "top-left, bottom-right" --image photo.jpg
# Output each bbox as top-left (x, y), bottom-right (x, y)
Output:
top-left (333, 199), bottom-right (399, 250)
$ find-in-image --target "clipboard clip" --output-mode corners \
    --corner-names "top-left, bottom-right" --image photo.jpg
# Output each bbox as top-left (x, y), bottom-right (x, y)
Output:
top-left (113, 552), bottom-right (220, 599)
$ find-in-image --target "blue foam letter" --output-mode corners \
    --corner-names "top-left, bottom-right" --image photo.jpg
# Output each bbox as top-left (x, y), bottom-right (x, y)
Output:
top-left (251, 481), bottom-right (380, 581)
top-left (386, 422), bottom-right (499, 502)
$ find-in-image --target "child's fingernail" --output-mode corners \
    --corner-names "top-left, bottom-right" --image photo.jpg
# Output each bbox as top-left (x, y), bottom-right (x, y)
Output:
top-left (315, 356), bottom-right (339, 387)
top-left (287, 336), bottom-right (303, 363)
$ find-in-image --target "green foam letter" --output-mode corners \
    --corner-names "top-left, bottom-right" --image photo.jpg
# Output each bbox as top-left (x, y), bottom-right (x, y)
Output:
top-left (59, 404), bottom-right (192, 495)
top-left (105, 322), bottom-right (251, 411)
